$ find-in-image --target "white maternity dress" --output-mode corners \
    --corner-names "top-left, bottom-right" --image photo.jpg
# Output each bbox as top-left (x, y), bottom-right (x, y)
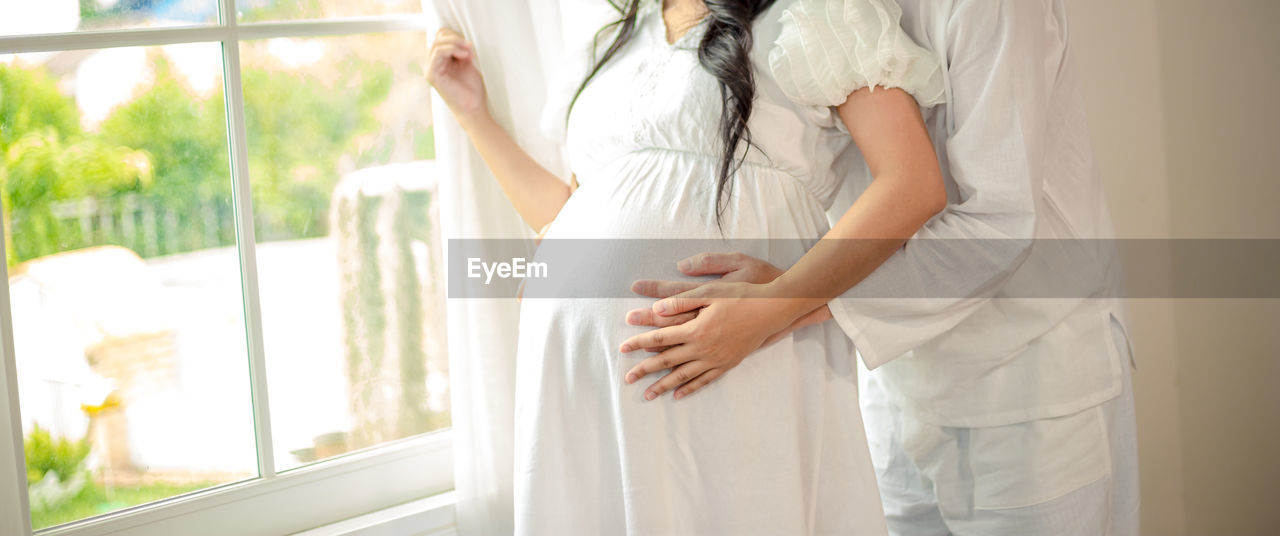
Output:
top-left (513, 0), bottom-right (946, 534)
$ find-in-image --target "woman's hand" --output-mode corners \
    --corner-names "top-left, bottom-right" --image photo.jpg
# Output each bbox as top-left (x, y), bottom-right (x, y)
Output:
top-left (619, 279), bottom-right (813, 401)
top-left (426, 28), bottom-right (488, 126)
top-left (623, 253), bottom-right (833, 399)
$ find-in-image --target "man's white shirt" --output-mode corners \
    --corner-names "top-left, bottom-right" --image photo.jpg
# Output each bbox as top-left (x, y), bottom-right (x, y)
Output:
top-left (827, 0), bottom-right (1135, 428)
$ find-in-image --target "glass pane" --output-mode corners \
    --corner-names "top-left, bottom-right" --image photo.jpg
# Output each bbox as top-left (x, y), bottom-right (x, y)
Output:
top-left (0, 0), bottom-right (219, 37)
top-left (238, 33), bottom-right (444, 471)
top-left (1, 45), bottom-right (257, 530)
top-left (237, 0), bottom-right (419, 23)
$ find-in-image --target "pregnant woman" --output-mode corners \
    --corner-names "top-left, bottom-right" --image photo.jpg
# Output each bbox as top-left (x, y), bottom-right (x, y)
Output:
top-left (428, 0), bottom-right (946, 533)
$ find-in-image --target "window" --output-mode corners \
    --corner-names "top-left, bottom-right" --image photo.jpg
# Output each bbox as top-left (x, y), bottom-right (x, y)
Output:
top-left (0, 1), bottom-right (451, 534)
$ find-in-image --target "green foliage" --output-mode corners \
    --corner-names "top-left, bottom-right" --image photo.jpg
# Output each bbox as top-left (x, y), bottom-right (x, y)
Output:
top-left (98, 58), bottom-right (229, 203)
top-left (1, 49), bottom-right (402, 265)
top-left (0, 64), bottom-right (81, 153)
top-left (24, 424), bottom-right (92, 486)
top-left (97, 58), bottom-right (236, 252)
top-left (241, 61), bottom-right (392, 240)
top-left (31, 480), bottom-right (221, 530)
top-left (23, 423), bottom-right (224, 530)
top-left (2, 128), bottom-right (153, 263)
top-left (1, 63), bottom-right (157, 264)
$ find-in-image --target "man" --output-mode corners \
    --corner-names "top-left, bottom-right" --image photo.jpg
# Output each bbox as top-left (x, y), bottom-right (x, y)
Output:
top-left (628, 0), bottom-right (1140, 534)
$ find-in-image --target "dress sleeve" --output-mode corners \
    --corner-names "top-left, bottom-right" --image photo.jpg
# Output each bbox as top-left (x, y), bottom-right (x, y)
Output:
top-left (768, 0), bottom-right (946, 108)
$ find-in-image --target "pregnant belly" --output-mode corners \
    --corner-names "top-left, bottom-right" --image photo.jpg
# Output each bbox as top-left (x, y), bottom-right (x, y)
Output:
top-left (524, 153), bottom-right (827, 300)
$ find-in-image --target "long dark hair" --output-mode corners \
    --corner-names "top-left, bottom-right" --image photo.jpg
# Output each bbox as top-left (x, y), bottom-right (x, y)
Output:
top-left (567, 0), bottom-right (778, 227)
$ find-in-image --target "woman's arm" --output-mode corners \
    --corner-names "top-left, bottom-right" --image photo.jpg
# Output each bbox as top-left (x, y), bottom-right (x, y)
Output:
top-left (762, 85), bottom-right (948, 319)
top-left (619, 86), bottom-right (945, 400)
top-left (426, 28), bottom-right (571, 230)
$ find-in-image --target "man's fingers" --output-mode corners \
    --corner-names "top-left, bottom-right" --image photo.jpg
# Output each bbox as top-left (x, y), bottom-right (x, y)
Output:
top-left (677, 252), bottom-right (747, 276)
top-left (625, 308), bottom-right (696, 328)
top-left (673, 368), bottom-right (726, 400)
top-left (619, 323), bottom-right (693, 354)
top-left (630, 279), bottom-right (701, 299)
top-left (624, 346), bottom-right (696, 385)
top-left (642, 361), bottom-right (712, 401)
top-left (654, 292), bottom-right (710, 317)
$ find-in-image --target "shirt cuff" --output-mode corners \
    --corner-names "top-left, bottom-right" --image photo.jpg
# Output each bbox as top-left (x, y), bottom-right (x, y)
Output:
top-left (828, 299), bottom-right (888, 370)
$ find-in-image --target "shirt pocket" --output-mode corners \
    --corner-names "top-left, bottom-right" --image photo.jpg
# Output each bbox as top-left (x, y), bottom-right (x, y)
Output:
top-left (967, 401), bottom-right (1111, 510)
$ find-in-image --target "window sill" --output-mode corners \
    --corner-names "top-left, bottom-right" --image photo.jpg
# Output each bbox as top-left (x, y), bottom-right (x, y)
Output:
top-left (33, 432), bottom-right (453, 536)
top-left (292, 490), bottom-right (456, 536)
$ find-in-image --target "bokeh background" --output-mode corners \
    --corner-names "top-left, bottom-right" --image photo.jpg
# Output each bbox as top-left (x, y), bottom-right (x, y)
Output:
top-left (1070, 1), bottom-right (1280, 534)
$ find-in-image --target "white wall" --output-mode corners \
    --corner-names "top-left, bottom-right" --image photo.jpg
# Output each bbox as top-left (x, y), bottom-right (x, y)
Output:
top-left (1069, 0), bottom-right (1280, 534)
top-left (1155, 1), bottom-right (1280, 535)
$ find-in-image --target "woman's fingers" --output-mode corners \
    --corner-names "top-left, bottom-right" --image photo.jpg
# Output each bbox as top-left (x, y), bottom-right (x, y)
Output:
top-left (673, 368), bottom-right (726, 400)
top-left (619, 323), bottom-right (693, 354)
top-left (626, 308), bottom-right (696, 328)
top-left (431, 28), bottom-right (470, 48)
top-left (427, 43), bottom-right (467, 81)
top-left (428, 31), bottom-right (469, 57)
top-left (640, 361), bottom-right (712, 400)
top-left (430, 43), bottom-right (470, 67)
top-left (430, 35), bottom-right (470, 54)
top-left (426, 29), bottom-right (474, 83)
top-left (624, 345), bottom-right (696, 384)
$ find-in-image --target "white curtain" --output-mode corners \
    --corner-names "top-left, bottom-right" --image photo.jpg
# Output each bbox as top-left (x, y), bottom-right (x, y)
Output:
top-left (423, 1), bottom-right (606, 534)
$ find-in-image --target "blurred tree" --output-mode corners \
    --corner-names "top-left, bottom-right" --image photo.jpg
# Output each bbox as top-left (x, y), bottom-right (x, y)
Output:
top-left (3, 49), bottom-right (396, 265)
top-left (240, 60), bottom-right (391, 240)
top-left (98, 57), bottom-right (234, 252)
top-left (2, 129), bottom-right (153, 263)
top-left (2, 63), bottom-right (153, 264)
top-left (0, 64), bottom-right (81, 152)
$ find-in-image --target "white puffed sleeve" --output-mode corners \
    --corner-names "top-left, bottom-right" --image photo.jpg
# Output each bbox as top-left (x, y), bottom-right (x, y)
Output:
top-left (768, 0), bottom-right (945, 108)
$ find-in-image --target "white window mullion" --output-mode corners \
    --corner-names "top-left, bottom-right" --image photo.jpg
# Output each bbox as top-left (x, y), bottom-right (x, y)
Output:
top-left (0, 26), bottom-right (230, 55)
top-left (0, 230), bottom-right (33, 536)
top-left (0, 17), bottom-right (427, 56)
top-left (219, 0), bottom-right (277, 480)
top-left (236, 15), bottom-right (429, 40)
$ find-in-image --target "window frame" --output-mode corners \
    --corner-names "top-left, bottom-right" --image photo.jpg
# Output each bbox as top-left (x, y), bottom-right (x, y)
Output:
top-left (0, 2), bottom-right (454, 535)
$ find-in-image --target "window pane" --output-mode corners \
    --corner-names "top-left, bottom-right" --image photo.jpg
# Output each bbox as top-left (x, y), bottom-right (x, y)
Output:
top-left (1, 45), bottom-right (258, 530)
top-left (237, 0), bottom-right (419, 23)
top-left (0, 0), bottom-right (219, 37)
top-left (238, 33), bottom-right (445, 471)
